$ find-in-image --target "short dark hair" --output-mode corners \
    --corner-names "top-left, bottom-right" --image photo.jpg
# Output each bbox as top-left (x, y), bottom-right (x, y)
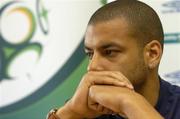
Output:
top-left (88, 0), bottom-right (164, 49)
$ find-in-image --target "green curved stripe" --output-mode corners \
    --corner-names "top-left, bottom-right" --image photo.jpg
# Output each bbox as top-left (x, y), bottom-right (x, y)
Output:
top-left (100, 0), bottom-right (108, 5)
top-left (0, 58), bottom-right (88, 119)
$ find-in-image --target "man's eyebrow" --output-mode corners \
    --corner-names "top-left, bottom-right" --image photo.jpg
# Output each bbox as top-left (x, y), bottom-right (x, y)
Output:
top-left (100, 42), bottom-right (122, 49)
top-left (84, 42), bottom-right (123, 51)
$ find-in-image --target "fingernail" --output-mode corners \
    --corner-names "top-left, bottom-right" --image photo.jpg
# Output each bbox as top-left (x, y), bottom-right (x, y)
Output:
top-left (128, 85), bottom-right (134, 90)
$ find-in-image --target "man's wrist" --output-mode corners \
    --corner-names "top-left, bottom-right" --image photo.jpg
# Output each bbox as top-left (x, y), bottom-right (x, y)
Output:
top-left (56, 105), bottom-right (83, 119)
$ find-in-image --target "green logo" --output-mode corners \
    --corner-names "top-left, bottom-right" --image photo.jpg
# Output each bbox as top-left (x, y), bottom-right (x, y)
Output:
top-left (0, 0), bottom-right (49, 80)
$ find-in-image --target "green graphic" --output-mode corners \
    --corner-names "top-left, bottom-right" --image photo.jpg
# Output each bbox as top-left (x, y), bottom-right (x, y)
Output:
top-left (0, 0), bottom-right (49, 80)
top-left (164, 33), bottom-right (180, 44)
top-left (100, 0), bottom-right (108, 5)
top-left (0, 0), bottom-right (86, 115)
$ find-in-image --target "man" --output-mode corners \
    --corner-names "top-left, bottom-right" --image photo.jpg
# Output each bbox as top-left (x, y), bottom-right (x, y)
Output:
top-left (47, 0), bottom-right (180, 119)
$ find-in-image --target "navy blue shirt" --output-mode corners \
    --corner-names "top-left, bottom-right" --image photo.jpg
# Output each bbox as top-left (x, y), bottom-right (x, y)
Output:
top-left (95, 79), bottom-right (180, 119)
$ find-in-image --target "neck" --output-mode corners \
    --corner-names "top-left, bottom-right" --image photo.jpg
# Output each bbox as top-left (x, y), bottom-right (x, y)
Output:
top-left (135, 73), bottom-right (160, 107)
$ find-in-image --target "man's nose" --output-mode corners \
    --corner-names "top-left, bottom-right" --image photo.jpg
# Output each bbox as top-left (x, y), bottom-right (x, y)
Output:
top-left (87, 53), bottom-right (104, 71)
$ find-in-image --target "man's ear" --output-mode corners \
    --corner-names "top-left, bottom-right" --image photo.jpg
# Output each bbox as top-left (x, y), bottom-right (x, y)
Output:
top-left (144, 40), bottom-right (163, 69)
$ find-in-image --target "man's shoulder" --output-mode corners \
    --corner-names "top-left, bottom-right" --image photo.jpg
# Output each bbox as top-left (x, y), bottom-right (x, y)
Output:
top-left (171, 84), bottom-right (180, 93)
top-left (164, 80), bottom-right (180, 96)
top-left (169, 84), bottom-right (180, 119)
top-left (160, 79), bottom-right (180, 119)
top-left (160, 79), bottom-right (180, 103)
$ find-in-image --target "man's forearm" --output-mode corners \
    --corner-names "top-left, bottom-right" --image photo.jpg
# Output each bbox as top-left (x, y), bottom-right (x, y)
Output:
top-left (123, 95), bottom-right (164, 119)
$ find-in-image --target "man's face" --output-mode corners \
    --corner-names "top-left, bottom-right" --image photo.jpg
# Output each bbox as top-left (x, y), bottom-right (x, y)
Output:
top-left (84, 18), bottom-right (149, 87)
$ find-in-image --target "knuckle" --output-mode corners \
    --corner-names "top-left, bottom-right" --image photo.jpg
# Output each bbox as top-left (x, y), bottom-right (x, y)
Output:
top-left (82, 73), bottom-right (91, 82)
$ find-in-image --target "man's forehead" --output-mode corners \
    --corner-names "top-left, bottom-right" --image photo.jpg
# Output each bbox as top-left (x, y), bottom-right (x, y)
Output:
top-left (85, 18), bottom-right (132, 38)
top-left (84, 19), bottom-right (133, 49)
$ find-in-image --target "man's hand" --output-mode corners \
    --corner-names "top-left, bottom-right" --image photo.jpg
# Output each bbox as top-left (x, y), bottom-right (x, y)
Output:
top-left (88, 85), bottom-right (136, 118)
top-left (56, 71), bottom-right (133, 119)
top-left (88, 85), bottom-right (164, 119)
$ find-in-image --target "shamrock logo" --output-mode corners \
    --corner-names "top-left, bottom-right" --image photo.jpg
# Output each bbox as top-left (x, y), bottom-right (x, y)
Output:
top-left (0, 0), bottom-right (49, 81)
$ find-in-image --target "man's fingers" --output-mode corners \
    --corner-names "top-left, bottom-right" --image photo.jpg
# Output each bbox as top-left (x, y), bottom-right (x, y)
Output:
top-left (102, 108), bottom-right (114, 114)
top-left (89, 75), bottom-right (127, 87)
top-left (88, 96), bottom-right (113, 114)
top-left (84, 71), bottom-right (134, 90)
top-left (98, 71), bottom-right (134, 90)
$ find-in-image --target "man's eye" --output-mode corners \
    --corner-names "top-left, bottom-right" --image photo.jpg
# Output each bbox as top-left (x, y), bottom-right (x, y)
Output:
top-left (104, 50), bottom-right (119, 57)
top-left (105, 50), bottom-right (112, 55)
